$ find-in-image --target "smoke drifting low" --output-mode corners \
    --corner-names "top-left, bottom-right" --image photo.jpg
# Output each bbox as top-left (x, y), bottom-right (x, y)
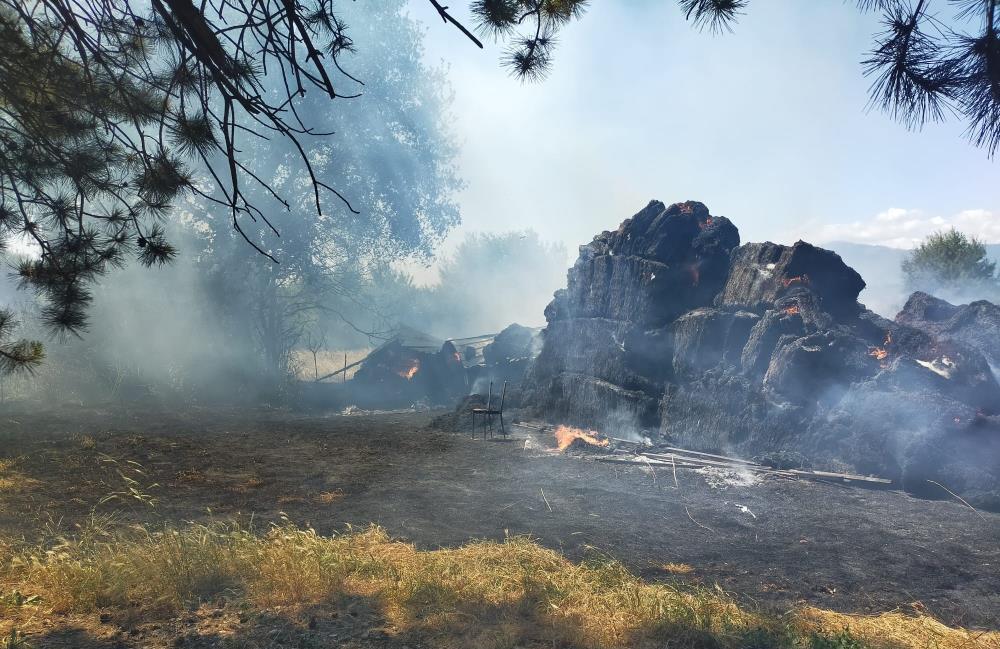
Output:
top-left (0, 224), bottom-right (568, 407)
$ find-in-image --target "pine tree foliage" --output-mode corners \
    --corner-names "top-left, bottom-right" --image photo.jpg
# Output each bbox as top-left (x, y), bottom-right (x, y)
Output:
top-left (0, 0), bottom-right (477, 349)
top-left (0, 309), bottom-right (43, 374)
top-left (902, 228), bottom-right (999, 292)
top-left (469, 0), bottom-right (1000, 156)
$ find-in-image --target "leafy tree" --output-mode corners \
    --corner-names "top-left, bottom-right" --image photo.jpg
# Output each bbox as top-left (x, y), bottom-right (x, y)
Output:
top-left (902, 229), bottom-right (999, 294)
top-left (0, 0), bottom-right (475, 361)
top-left (194, 0), bottom-right (462, 382)
top-left (470, 0), bottom-right (1000, 156)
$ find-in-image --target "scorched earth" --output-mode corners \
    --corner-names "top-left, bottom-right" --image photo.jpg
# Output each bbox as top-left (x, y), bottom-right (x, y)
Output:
top-left (1, 404), bottom-right (997, 636)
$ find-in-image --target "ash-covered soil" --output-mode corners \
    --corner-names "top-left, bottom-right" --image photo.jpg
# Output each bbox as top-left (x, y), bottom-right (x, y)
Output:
top-left (1, 406), bottom-right (998, 629)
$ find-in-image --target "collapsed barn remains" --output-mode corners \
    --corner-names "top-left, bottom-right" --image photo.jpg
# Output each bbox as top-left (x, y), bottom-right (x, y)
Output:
top-left (320, 324), bottom-right (541, 409)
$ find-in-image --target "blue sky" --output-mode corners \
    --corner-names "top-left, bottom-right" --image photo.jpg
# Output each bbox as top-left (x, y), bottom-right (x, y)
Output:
top-left (403, 1), bottom-right (997, 275)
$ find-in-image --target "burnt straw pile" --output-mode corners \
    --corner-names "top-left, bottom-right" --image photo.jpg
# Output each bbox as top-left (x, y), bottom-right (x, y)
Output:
top-left (522, 200), bottom-right (1000, 508)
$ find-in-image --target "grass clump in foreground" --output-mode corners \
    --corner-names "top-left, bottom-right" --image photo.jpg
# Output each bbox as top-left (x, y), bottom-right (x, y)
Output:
top-left (0, 521), bottom-right (996, 649)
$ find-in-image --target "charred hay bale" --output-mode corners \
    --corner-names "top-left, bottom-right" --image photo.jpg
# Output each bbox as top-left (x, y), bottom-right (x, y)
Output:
top-left (869, 349), bottom-right (1000, 414)
top-left (717, 241), bottom-right (865, 318)
top-left (670, 307), bottom-right (760, 376)
top-left (896, 291), bottom-right (1000, 367)
top-left (529, 318), bottom-right (663, 393)
top-left (762, 330), bottom-right (877, 407)
top-left (523, 200), bottom-right (740, 424)
top-left (556, 200), bottom-right (740, 327)
top-left (522, 371), bottom-right (660, 433)
top-left (852, 310), bottom-right (1000, 412)
top-left (483, 323), bottom-right (537, 366)
top-left (660, 371), bottom-right (810, 452)
top-left (807, 384), bottom-right (1000, 509)
top-left (740, 311), bottom-right (807, 379)
top-left (901, 416), bottom-right (1000, 510)
top-left (351, 340), bottom-right (466, 408)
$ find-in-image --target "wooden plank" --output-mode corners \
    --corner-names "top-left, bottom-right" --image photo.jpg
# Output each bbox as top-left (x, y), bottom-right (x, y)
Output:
top-left (789, 469), bottom-right (892, 485)
top-left (595, 457), bottom-right (705, 468)
top-left (640, 453), bottom-right (799, 477)
top-left (641, 452), bottom-right (765, 471)
top-left (653, 446), bottom-right (758, 466)
top-left (511, 421), bottom-right (551, 431)
top-left (596, 456), bottom-right (797, 478)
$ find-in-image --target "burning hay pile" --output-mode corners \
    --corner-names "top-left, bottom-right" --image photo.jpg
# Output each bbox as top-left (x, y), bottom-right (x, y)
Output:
top-left (349, 329), bottom-right (466, 408)
top-left (522, 200), bottom-right (1000, 508)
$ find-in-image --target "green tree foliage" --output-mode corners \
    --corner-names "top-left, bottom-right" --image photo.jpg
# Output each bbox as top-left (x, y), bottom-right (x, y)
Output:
top-left (195, 0), bottom-right (462, 382)
top-left (0, 308), bottom-right (42, 375)
top-left (0, 0), bottom-right (366, 342)
top-left (0, 0), bottom-right (477, 376)
top-left (469, 0), bottom-right (1000, 156)
top-left (902, 229), bottom-right (999, 294)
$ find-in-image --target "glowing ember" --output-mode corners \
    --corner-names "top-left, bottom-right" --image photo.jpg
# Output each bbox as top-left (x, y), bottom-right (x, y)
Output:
top-left (553, 425), bottom-right (610, 451)
top-left (869, 347), bottom-right (888, 361)
top-left (783, 304), bottom-right (800, 316)
top-left (867, 331), bottom-right (892, 366)
top-left (397, 360), bottom-right (420, 380)
top-left (782, 274), bottom-right (810, 287)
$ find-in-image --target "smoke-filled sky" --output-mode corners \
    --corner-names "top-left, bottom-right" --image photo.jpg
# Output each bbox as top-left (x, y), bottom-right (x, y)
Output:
top-left (404, 0), bottom-right (997, 273)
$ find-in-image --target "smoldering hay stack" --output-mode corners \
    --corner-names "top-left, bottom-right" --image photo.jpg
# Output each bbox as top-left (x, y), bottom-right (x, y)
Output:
top-left (521, 199), bottom-right (1000, 508)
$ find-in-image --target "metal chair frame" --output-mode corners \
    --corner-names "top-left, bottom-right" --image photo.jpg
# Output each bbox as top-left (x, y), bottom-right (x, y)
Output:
top-left (471, 380), bottom-right (506, 439)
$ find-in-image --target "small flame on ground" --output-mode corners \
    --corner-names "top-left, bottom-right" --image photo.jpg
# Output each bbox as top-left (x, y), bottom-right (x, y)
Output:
top-left (397, 360), bottom-right (420, 380)
top-left (553, 425), bottom-right (610, 451)
top-left (782, 274), bottom-right (810, 287)
top-left (783, 304), bottom-right (800, 316)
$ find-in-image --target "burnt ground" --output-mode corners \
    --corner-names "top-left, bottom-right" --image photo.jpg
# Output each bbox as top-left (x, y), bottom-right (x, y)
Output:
top-left (1, 405), bottom-right (998, 630)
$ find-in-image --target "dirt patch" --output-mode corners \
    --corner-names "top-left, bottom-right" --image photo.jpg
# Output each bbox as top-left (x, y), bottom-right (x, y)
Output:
top-left (1, 404), bottom-right (998, 631)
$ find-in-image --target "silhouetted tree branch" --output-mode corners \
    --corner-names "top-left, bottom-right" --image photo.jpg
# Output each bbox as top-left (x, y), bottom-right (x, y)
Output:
top-left (469, 0), bottom-right (1000, 156)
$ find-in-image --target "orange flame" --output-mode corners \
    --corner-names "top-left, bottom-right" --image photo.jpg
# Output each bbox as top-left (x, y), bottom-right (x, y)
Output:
top-left (867, 331), bottom-right (892, 366)
top-left (397, 359), bottom-right (420, 380)
top-left (698, 216), bottom-right (714, 230)
top-left (783, 304), bottom-right (800, 316)
top-left (782, 274), bottom-right (810, 287)
top-left (553, 425), bottom-right (610, 451)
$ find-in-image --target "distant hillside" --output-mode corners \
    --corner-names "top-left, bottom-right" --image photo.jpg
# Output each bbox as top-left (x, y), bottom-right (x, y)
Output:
top-left (823, 241), bottom-right (1000, 318)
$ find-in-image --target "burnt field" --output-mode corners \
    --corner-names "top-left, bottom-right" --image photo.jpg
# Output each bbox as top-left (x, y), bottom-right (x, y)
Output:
top-left (1, 405), bottom-right (998, 632)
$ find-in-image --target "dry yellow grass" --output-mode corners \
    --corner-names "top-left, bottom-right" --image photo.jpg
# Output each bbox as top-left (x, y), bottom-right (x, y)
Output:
top-left (292, 348), bottom-right (371, 382)
top-left (315, 489), bottom-right (344, 504)
top-left (661, 562), bottom-right (695, 575)
top-left (0, 522), bottom-right (996, 649)
top-left (802, 607), bottom-right (999, 649)
top-left (0, 458), bottom-right (38, 493)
